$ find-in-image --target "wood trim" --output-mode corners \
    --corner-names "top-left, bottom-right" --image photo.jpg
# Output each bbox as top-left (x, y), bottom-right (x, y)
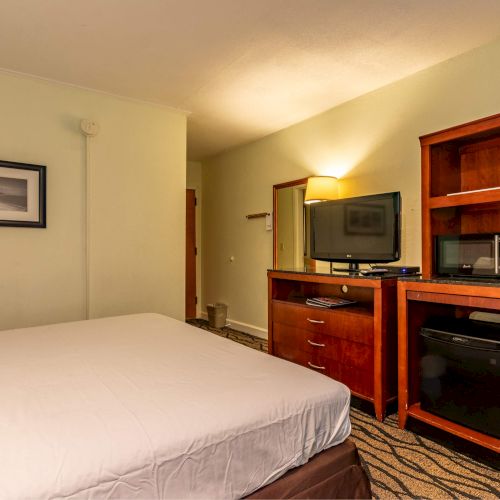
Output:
top-left (419, 112), bottom-right (500, 146)
top-left (267, 270), bottom-right (385, 288)
top-left (397, 284), bottom-right (409, 428)
top-left (399, 279), bottom-right (500, 299)
top-left (273, 177), bottom-right (310, 190)
top-left (421, 144), bottom-right (432, 278)
top-left (408, 403), bottom-right (500, 453)
top-left (268, 275), bottom-right (274, 354)
top-left (372, 288), bottom-right (383, 420)
top-left (272, 177), bottom-right (309, 268)
top-left (406, 289), bottom-right (500, 309)
top-left (429, 189), bottom-right (500, 208)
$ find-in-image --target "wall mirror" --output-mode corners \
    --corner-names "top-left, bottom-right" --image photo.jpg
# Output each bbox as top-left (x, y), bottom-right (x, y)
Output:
top-left (273, 177), bottom-right (315, 270)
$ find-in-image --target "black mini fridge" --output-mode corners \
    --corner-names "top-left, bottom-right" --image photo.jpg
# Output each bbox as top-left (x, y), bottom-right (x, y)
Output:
top-left (419, 317), bottom-right (500, 438)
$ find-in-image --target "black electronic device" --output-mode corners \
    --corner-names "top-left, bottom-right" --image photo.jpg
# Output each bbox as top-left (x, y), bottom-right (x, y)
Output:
top-left (310, 191), bottom-right (401, 271)
top-left (419, 316), bottom-right (500, 438)
top-left (360, 268), bottom-right (388, 275)
top-left (436, 233), bottom-right (500, 278)
top-left (378, 265), bottom-right (420, 274)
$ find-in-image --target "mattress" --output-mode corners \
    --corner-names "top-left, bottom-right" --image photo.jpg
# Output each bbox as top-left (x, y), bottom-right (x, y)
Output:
top-left (0, 313), bottom-right (351, 499)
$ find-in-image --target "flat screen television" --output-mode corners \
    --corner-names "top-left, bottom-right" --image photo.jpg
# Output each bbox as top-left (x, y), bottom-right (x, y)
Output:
top-left (310, 191), bottom-right (401, 270)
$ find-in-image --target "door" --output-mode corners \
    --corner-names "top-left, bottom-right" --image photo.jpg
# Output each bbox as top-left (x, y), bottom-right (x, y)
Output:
top-left (185, 189), bottom-right (196, 319)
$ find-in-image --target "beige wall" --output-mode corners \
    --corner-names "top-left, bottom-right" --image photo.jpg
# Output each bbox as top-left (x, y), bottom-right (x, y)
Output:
top-left (202, 37), bottom-right (500, 333)
top-left (187, 161), bottom-right (203, 316)
top-left (0, 71), bottom-right (186, 330)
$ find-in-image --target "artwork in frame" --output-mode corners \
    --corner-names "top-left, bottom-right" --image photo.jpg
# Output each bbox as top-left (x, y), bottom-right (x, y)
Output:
top-left (344, 203), bottom-right (385, 236)
top-left (0, 160), bottom-right (46, 228)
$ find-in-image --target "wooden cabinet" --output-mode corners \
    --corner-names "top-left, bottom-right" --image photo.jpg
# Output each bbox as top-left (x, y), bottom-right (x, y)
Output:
top-left (396, 113), bottom-right (500, 453)
top-left (397, 279), bottom-right (500, 453)
top-left (268, 270), bottom-right (398, 421)
top-left (420, 113), bottom-right (500, 278)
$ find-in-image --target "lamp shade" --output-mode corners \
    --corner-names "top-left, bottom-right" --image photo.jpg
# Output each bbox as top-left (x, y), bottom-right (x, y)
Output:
top-left (304, 176), bottom-right (338, 204)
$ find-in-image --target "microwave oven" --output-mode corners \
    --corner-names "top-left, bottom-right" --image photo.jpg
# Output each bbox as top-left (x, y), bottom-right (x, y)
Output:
top-left (435, 234), bottom-right (500, 277)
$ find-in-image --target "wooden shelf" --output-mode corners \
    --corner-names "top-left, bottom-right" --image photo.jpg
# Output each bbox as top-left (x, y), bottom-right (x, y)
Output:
top-left (428, 189), bottom-right (500, 209)
top-left (268, 269), bottom-right (387, 288)
top-left (272, 297), bottom-right (374, 318)
top-left (407, 403), bottom-right (500, 453)
top-left (421, 113), bottom-right (500, 277)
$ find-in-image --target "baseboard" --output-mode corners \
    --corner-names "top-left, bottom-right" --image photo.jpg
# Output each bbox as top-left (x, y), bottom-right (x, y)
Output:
top-left (200, 312), bottom-right (268, 339)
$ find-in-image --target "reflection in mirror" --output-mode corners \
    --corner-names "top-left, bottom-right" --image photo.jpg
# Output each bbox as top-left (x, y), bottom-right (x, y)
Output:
top-left (273, 178), bottom-right (314, 270)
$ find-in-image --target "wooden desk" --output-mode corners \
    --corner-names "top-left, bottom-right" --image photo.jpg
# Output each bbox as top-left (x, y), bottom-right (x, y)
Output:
top-left (398, 278), bottom-right (500, 452)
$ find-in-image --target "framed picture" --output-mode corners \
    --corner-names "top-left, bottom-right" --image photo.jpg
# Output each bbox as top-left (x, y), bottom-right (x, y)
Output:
top-left (0, 160), bottom-right (46, 228)
top-left (345, 203), bottom-right (385, 235)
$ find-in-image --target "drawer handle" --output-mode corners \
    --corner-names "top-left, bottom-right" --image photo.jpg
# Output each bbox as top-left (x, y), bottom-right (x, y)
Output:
top-left (308, 361), bottom-right (326, 370)
top-left (307, 339), bottom-right (326, 347)
top-left (306, 318), bottom-right (325, 324)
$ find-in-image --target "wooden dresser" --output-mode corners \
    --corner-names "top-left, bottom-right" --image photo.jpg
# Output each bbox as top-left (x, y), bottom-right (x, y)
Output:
top-left (268, 269), bottom-right (398, 421)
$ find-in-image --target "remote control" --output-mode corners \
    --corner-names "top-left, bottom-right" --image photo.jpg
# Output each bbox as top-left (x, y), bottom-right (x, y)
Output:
top-left (360, 268), bottom-right (388, 275)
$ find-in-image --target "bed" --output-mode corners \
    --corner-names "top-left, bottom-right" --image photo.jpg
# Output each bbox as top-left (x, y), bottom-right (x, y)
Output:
top-left (0, 313), bottom-right (370, 498)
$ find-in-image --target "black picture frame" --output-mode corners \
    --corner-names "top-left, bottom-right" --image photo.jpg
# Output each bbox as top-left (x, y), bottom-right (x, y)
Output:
top-left (0, 160), bottom-right (46, 228)
top-left (344, 203), bottom-right (385, 236)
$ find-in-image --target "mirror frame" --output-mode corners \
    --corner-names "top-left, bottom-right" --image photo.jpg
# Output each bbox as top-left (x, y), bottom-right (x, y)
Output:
top-left (272, 177), bottom-right (310, 268)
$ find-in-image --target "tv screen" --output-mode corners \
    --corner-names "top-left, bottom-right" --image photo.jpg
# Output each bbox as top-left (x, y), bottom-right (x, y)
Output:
top-left (310, 191), bottom-right (401, 265)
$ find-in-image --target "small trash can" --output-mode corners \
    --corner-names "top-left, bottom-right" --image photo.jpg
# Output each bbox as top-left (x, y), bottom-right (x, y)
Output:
top-left (207, 303), bottom-right (228, 328)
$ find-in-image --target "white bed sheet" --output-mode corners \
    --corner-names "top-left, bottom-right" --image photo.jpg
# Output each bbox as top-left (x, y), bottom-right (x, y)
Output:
top-left (0, 313), bottom-right (351, 499)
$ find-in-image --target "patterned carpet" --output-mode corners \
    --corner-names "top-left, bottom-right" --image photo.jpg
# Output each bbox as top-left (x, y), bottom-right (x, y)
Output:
top-left (350, 408), bottom-right (499, 499)
top-left (187, 319), bottom-right (500, 499)
top-left (187, 318), bottom-right (268, 351)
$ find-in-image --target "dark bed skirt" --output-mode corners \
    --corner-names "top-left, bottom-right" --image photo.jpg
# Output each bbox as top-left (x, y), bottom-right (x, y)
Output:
top-left (245, 438), bottom-right (371, 499)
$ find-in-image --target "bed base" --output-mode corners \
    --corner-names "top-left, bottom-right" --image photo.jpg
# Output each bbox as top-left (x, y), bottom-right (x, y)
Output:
top-left (245, 439), bottom-right (371, 499)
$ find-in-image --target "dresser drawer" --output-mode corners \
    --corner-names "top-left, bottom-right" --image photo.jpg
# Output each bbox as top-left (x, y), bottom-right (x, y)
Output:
top-left (273, 322), bottom-right (373, 370)
top-left (272, 341), bottom-right (335, 372)
top-left (335, 363), bottom-right (373, 399)
top-left (272, 300), bottom-right (373, 345)
top-left (326, 360), bottom-right (373, 398)
top-left (272, 341), bottom-right (373, 398)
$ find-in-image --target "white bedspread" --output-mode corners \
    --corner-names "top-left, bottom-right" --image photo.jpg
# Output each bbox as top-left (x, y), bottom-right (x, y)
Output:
top-left (0, 313), bottom-right (351, 499)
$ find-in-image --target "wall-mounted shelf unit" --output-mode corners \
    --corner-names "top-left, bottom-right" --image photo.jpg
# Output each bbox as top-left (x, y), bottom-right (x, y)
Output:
top-left (420, 113), bottom-right (500, 278)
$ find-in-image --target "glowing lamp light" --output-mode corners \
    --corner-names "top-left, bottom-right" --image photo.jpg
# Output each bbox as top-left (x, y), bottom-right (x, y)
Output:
top-left (304, 176), bottom-right (338, 204)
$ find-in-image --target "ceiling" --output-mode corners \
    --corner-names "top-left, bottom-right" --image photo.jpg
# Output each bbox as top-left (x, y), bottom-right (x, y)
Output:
top-left (0, 1), bottom-right (500, 160)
